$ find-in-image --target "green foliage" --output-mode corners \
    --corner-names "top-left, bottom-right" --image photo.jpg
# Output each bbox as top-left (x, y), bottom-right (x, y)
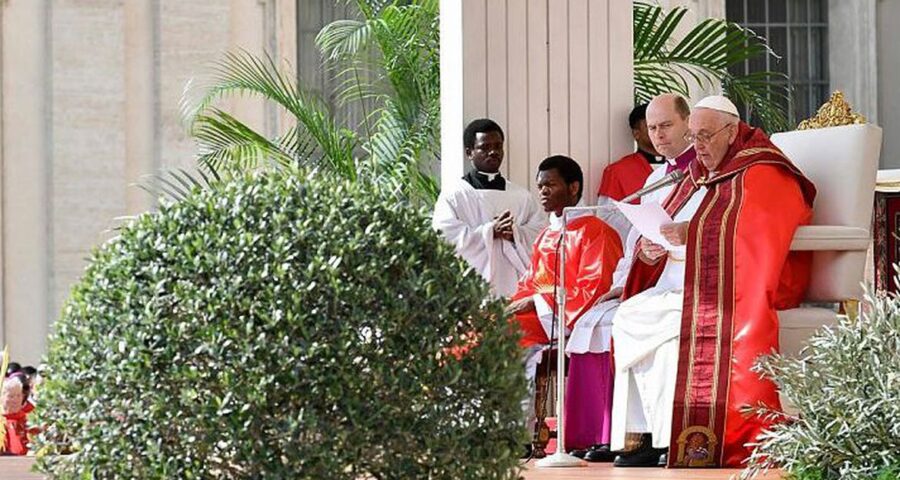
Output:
top-left (34, 172), bottom-right (525, 479)
top-left (171, 0), bottom-right (440, 208)
top-left (634, 1), bottom-right (792, 132)
top-left (740, 289), bottom-right (900, 480)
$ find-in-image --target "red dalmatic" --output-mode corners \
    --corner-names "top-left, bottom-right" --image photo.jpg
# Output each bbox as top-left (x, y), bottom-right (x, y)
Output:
top-left (513, 215), bottom-right (623, 348)
top-left (597, 152), bottom-right (654, 204)
top-left (624, 122), bottom-right (816, 468)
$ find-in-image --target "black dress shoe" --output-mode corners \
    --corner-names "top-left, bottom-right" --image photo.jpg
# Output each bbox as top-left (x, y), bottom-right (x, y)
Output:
top-left (568, 448), bottom-right (588, 459)
top-left (521, 443), bottom-right (534, 460)
top-left (613, 446), bottom-right (669, 467)
top-left (583, 444), bottom-right (617, 463)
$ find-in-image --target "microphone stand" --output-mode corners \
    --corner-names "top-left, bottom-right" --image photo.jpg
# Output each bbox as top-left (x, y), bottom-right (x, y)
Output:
top-left (535, 205), bottom-right (608, 468)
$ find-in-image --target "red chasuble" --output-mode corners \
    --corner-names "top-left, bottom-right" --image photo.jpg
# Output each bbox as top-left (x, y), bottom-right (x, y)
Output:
top-left (623, 122), bottom-right (816, 468)
top-left (597, 153), bottom-right (654, 203)
top-left (513, 215), bottom-right (623, 348)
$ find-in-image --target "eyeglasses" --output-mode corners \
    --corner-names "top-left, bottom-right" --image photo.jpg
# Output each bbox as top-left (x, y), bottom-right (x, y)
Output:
top-left (683, 124), bottom-right (732, 145)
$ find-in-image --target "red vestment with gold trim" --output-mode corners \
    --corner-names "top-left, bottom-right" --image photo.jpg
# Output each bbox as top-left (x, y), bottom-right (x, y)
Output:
top-left (623, 122), bottom-right (816, 467)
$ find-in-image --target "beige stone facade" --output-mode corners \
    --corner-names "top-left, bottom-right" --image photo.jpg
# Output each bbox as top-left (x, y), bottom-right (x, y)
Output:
top-left (0, 0), bottom-right (296, 365)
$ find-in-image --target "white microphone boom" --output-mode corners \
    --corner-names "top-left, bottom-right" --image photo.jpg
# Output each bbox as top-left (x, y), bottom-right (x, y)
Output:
top-left (620, 169), bottom-right (685, 203)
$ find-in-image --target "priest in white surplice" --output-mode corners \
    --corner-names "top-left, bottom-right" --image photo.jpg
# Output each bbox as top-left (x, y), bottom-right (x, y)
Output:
top-left (433, 119), bottom-right (546, 297)
top-left (566, 93), bottom-right (694, 463)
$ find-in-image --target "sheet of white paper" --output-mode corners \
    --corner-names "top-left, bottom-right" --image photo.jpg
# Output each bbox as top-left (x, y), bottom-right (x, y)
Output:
top-left (614, 200), bottom-right (676, 250)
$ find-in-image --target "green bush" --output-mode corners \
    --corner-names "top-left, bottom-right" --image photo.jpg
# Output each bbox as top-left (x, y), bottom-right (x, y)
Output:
top-left (34, 172), bottom-right (526, 479)
top-left (741, 289), bottom-right (900, 480)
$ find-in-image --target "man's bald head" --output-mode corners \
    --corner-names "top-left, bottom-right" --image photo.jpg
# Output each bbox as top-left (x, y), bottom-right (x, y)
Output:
top-left (645, 94), bottom-right (691, 159)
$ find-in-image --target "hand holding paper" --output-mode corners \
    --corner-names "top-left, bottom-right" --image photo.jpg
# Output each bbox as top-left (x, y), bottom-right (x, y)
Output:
top-left (614, 200), bottom-right (677, 250)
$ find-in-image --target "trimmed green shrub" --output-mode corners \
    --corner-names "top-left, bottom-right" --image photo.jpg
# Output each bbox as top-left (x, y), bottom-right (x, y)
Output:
top-left (741, 289), bottom-right (900, 480)
top-left (35, 172), bottom-right (526, 479)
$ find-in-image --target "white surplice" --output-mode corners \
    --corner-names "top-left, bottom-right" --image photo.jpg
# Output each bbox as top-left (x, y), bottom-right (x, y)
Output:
top-left (610, 184), bottom-right (708, 450)
top-left (432, 178), bottom-right (546, 298)
top-left (569, 161), bottom-right (685, 357)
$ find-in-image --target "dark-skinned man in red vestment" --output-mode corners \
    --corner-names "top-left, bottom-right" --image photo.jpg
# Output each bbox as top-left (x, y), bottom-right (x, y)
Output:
top-left (507, 155), bottom-right (623, 460)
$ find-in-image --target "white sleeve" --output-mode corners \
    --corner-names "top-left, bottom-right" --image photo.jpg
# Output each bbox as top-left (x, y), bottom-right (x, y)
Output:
top-left (432, 192), bottom-right (495, 275)
top-left (512, 194), bottom-right (546, 250)
top-left (611, 226), bottom-right (641, 288)
top-left (533, 293), bottom-right (555, 340)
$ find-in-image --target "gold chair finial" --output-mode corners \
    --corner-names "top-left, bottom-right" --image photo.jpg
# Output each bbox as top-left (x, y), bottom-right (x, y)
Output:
top-left (797, 91), bottom-right (866, 130)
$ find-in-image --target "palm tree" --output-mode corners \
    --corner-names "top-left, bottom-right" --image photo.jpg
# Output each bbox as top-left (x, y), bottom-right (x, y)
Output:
top-left (633, 1), bottom-right (791, 132)
top-left (152, 1), bottom-right (789, 202)
top-left (157, 0), bottom-right (440, 204)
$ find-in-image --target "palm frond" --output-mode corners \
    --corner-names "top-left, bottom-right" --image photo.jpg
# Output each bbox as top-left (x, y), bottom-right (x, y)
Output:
top-left (723, 71), bottom-right (792, 132)
top-left (182, 51), bottom-right (359, 178)
top-left (177, 0), bottom-right (440, 207)
top-left (317, 19), bottom-right (382, 61)
top-left (192, 108), bottom-right (294, 172)
top-left (138, 166), bottom-right (224, 203)
top-left (633, 2), bottom-right (790, 132)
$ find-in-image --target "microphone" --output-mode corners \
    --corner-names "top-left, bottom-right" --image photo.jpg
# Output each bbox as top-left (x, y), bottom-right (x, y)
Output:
top-left (620, 169), bottom-right (685, 203)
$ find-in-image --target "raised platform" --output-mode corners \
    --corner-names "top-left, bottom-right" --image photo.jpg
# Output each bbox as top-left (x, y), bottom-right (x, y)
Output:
top-left (0, 457), bottom-right (42, 480)
top-left (521, 461), bottom-right (782, 479)
top-left (0, 457), bottom-right (782, 479)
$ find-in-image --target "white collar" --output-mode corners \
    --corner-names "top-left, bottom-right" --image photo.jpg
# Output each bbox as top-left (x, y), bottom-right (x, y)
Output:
top-left (548, 200), bottom-right (589, 230)
top-left (665, 144), bottom-right (693, 166)
top-left (477, 170), bottom-right (501, 182)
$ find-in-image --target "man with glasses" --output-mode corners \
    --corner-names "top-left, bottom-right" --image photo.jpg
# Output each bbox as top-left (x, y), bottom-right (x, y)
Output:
top-left (610, 95), bottom-right (816, 468)
top-left (561, 93), bottom-right (696, 463)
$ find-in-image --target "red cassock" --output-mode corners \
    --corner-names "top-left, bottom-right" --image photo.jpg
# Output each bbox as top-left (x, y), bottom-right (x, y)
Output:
top-left (597, 152), bottom-right (654, 204)
top-left (2, 410), bottom-right (29, 455)
top-left (623, 122), bottom-right (816, 468)
top-left (513, 215), bottom-right (623, 348)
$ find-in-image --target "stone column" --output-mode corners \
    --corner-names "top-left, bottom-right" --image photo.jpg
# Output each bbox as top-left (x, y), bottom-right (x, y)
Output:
top-left (125, 0), bottom-right (160, 215)
top-left (229, 0), bottom-right (269, 137)
top-left (876, 0), bottom-right (899, 168)
top-left (438, 0), bottom-right (466, 188)
top-left (829, 0), bottom-right (878, 123)
top-left (1, 0), bottom-right (51, 364)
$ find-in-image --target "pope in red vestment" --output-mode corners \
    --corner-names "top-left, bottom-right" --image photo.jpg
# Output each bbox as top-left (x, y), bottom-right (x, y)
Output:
top-left (618, 97), bottom-right (816, 468)
top-left (507, 155), bottom-right (623, 454)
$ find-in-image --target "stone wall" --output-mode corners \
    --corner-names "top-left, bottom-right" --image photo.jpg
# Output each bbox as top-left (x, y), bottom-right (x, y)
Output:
top-left (0, 0), bottom-right (295, 365)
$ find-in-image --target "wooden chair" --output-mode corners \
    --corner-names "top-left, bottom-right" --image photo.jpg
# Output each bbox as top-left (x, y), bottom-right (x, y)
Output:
top-left (530, 347), bottom-right (568, 458)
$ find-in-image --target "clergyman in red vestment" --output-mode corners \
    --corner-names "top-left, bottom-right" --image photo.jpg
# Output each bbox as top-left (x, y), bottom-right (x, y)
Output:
top-left (507, 155), bottom-right (623, 458)
top-left (596, 104), bottom-right (663, 241)
top-left (610, 96), bottom-right (816, 468)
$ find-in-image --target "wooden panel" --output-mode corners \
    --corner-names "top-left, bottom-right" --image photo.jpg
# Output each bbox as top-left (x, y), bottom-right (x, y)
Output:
top-left (463, 0), bottom-right (488, 123)
top-left (568, 0), bottom-right (591, 195)
top-left (588, 0), bottom-right (612, 202)
top-left (526, 0), bottom-right (549, 191)
top-left (506, 0), bottom-right (530, 187)
top-left (547, 0), bottom-right (569, 155)
top-left (607, 0), bottom-right (635, 175)
top-left (443, 0), bottom-right (633, 196)
top-left (485, 0), bottom-right (509, 176)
